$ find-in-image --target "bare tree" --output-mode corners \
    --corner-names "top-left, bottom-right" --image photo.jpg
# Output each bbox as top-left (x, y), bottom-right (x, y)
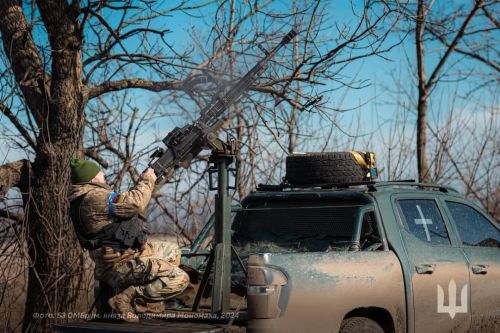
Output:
top-left (380, 68), bottom-right (498, 215)
top-left (177, 0), bottom-right (401, 198)
top-left (0, 2), bottom-right (217, 331)
top-left (0, 1), bottom-right (401, 331)
top-left (397, 0), bottom-right (499, 182)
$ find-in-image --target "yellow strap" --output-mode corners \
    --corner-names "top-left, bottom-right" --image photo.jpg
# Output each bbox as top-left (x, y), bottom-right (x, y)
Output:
top-left (351, 151), bottom-right (369, 169)
top-left (351, 151), bottom-right (377, 177)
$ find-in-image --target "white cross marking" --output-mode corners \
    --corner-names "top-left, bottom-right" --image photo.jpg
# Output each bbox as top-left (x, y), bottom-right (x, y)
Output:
top-left (414, 204), bottom-right (433, 242)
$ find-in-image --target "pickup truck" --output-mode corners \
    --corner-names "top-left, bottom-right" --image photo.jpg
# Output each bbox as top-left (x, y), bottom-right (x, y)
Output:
top-left (56, 181), bottom-right (500, 333)
top-left (230, 181), bottom-right (500, 333)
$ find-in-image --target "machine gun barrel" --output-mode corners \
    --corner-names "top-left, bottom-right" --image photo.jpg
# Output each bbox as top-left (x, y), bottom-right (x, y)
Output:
top-left (149, 28), bottom-right (298, 184)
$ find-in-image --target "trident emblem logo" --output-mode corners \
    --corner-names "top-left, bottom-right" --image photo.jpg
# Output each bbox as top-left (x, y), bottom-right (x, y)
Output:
top-left (437, 280), bottom-right (468, 319)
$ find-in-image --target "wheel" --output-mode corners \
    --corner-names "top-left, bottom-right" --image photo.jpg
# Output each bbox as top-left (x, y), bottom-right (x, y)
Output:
top-left (340, 317), bottom-right (385, 333)
top-left (285, 152), bottom-right (367, 185)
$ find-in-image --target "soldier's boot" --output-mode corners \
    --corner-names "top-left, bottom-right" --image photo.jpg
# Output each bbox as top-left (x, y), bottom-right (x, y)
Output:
top-left (134, 297), bottom-right (165, 314)
top-left (108, 286), bottom-right (139, 323)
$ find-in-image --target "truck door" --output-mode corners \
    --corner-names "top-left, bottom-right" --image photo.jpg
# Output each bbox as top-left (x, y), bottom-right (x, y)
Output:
top-left (443, 200), bottom-right (500, 332)
top-left (395, 196), bottom-right (471, 333)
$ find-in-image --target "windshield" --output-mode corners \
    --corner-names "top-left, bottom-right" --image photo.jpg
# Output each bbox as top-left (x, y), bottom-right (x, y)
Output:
top-left (232, 199), bottom-right (369, 253)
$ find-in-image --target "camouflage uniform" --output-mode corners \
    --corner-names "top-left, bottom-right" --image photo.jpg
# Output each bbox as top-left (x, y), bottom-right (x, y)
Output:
top-left (68, 176), bottom-right (189, 307)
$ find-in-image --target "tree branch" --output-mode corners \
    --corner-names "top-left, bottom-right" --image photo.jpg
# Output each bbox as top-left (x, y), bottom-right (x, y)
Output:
top-left (0, 101), bottom-right (36, 149)
top-left (83, 148), bottom-right (109, 169)
top-left (481, 5), bottom-right (499, 28)
top-left (426, 25), bottom-right (499, 73)
top-left (0, 0), bottom-right (47, 124)
top-left (425, 0), bottom-right (484, 90)
top-left (88, 78), bottom-right (187, 99)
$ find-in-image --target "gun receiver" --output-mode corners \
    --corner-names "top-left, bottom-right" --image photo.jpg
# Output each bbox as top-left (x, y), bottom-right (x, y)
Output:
top-left (149, 29), bottom-right (298, 184)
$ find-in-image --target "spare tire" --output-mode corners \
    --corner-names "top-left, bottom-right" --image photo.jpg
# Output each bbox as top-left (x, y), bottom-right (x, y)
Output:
top-left (285, 152), bottom-right (367, 185)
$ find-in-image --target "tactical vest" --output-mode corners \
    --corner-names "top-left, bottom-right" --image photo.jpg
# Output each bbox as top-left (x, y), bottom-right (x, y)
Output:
top-left (69, 193), bottom-right (147, 251)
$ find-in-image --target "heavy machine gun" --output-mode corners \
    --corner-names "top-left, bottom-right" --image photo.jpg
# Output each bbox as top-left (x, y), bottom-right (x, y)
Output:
top-left (149, 29), bottom-right (298, 184)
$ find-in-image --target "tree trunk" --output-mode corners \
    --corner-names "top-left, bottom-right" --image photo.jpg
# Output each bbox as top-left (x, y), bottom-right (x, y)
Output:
top-left (416, 93), bottom-right (430, 183)
top-left (19, 1), bottom-right (89, 332)
top-left (23, 119), bottom-right (88, 332)
top-left (23, 151), bottom-right (88, 332)
top-left (416, 0), bottom-right (430, 183)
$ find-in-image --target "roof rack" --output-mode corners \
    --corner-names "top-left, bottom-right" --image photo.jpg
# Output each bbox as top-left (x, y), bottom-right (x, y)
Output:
top-left (256, 179), bottom-right (458, 193)
top-left (257, 180), bottom-right (377, 192)
top-left (372, 181), bottom-right (458, 193)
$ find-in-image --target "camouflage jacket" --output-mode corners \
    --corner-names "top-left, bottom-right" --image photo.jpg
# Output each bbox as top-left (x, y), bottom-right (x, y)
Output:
top-left (68, 175), bottom-right (155, 235)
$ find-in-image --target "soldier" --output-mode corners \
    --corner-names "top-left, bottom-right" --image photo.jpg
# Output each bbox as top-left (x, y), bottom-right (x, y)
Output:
top-left (68, 159), bottom-right (189, 322)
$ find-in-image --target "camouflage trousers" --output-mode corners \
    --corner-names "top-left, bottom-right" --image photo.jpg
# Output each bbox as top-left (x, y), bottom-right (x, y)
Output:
top-left (91, 240), bottom-right (189, 302)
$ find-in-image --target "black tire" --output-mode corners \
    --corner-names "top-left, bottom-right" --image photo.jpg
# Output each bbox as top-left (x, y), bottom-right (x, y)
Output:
top-left (285, 152), bottom-right (366, 185)
top-left (340, 317), bottom-right (385, 333)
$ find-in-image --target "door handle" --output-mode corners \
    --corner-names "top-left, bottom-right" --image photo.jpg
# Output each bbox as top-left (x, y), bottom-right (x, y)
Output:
top-left (416, 263), bottom-right (435, 274)
top-left (472, 264), bottom-right (489, 275)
